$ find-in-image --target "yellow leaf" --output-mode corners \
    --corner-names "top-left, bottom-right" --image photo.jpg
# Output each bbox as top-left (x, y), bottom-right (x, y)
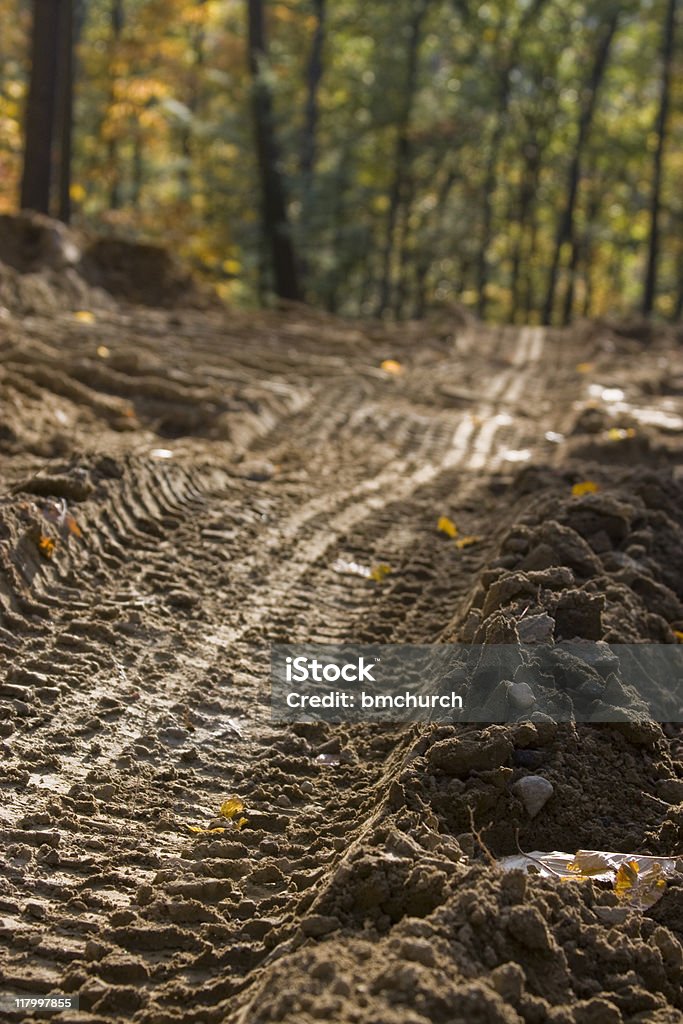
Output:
top-left (97, 345), bottom-right (110, 359)
top-left (576, 362), bottom-right (595, 374)
top-left (70, 183), bottom-right (87, 203)
top-left (38, 535), bottom-right (55, 558)
top-left (73, 310), bottom-right (95, 323)
top-left (572, 481), bottom-right (599, 497)
top-left (607, 427), bottom-right (636, 441)
top-left (380, 359), bottom-right (403, 375)
top-left (614, 859), bottom-right (640, 900)
top-left (673, 630), bottom-right (683, 643)
top-left (455, 535), bottom-right (482, 549)
top-left (370, 562), bottom-right (392, 582)
top-left (220, 797), bottom-right (246, 821)
top-left (186, 825), bottom-right (227, 834)
top-left (222, 259), bottom-right (241, 276)
top-left (438, 516), bottom-right (458, 538)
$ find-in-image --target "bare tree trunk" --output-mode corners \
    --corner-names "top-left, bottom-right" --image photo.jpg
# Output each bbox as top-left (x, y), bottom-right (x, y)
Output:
top-left (509, 140), bottom-right (541, 323)
top-left (108, 0), bottom-right (125, 209)
top-left (20, 0), bottom-right (63, 214)
top-left (301, 0), bottom-right (325, 183)
top-left (179, 0), bottom-right (208, 204)
top-left (376, 0), bottom-right (428, 317)
top-left (247, 0), bottom-right (302, 302)
top-left (542, 11), bottom-right (619, 325)
top-left (55, 0), bottom-right (76, 223)
top-left (642, 0), bottom-right (677, 316)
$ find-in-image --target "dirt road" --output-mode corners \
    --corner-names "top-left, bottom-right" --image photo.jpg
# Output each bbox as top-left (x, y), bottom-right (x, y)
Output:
top-left (1, 285), bottom-right (683, 1023)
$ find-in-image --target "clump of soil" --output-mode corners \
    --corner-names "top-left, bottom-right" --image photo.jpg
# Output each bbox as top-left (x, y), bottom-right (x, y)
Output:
top-left (0, 211), bottom-right (218, 314)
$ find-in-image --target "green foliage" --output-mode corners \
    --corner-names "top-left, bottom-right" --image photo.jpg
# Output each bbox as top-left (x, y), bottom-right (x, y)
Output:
top-left (5, 0), bottom-right (682, 320)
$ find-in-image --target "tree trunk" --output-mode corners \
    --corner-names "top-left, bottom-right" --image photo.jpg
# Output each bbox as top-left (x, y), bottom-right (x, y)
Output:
top-left (55, 0), bottom-right (76, 223)
top-left (476, 0), bottom-right (548, 319)
top-left (542, 11), bottom-right (619, 325)
top-left (247, 0), bottom-right (303, 302)
top-left (642, 0), bottom-right (677, 316)
top-left (376, 0), bottom-right (428, 317)
top-left (301, 0), bottom-right (325, 183)
top-left (108, 0), bottom-right (125, 209)
top-left (20, 0), bottom-right (63, 214)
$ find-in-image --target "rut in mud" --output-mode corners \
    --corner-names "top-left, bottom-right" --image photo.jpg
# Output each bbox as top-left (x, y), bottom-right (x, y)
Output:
top-left (1, 262), bottom-right (683, 1024)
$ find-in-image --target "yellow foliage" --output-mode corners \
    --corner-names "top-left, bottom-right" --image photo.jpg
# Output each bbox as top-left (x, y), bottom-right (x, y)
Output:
top-left (437, 516), bottom-right (458, 538)
top-left (571, 481), bottom-right (599, 497)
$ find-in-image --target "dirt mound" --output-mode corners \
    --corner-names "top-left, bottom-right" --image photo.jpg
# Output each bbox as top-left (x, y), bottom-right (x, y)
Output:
top-left (0, 212), bottom-right (219, 314)
top-left (81, 237), bottom-right (220, 310)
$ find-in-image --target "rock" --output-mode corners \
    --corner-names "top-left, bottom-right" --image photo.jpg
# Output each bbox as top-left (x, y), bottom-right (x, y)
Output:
top-left (507, 681), bottom-right (536, 712)
top-left (511, 775), bottom-right (554, 818)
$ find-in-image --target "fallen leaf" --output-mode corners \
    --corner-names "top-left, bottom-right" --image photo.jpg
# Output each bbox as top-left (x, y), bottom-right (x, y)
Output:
top-left (576, 362), bottom-right (595, 373)
top-left (370, 562), bottom-right (392, 582)
top-left (673, 630), bottom-right (683, 643)
top-left (74, 310), bottom-right (95, 323)
top-left (572, 481), bottom-right (600, 497)
top-left (455, 535), bottom-right (483, 549)
top-left (186, 825), bottom-right (227, 834)
top-left (97, 345), bottom-right (110, 358)
top-left (438, 515), bottom-right (458, 538)
top-left (606, 427), bottom-right (636, 441)
top-left (220, 798), bottom-right (246, 823)
top-left (615, 861), bottom-right (667, 910)
top-left (66, 515), bottom-right (82, 538)
top-left (38, 535), bottom-right (56, 558)
top-left (381, 359), bottom-right (403, 375)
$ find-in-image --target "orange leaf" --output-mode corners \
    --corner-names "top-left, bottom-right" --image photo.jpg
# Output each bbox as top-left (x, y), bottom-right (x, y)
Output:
top-left (38, 535), bottom-right (55, 558)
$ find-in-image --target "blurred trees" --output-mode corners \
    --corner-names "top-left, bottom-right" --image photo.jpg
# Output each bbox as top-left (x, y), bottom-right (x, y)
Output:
top-left (8, 0), bottom-right (682, 321)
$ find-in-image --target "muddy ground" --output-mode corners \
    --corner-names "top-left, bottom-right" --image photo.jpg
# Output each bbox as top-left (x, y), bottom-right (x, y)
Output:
top-left (1, 218), bottom-right (683, 1023)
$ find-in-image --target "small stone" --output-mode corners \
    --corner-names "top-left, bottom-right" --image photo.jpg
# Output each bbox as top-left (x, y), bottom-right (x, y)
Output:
top-left (512, 775), bottom-right (554, 818)
top-left (507, 681), bottom-right (536, 711)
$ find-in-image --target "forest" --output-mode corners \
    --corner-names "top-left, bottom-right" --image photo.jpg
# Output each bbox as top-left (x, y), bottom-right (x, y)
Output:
top-left (3, 0), bottom-right (681, 323)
